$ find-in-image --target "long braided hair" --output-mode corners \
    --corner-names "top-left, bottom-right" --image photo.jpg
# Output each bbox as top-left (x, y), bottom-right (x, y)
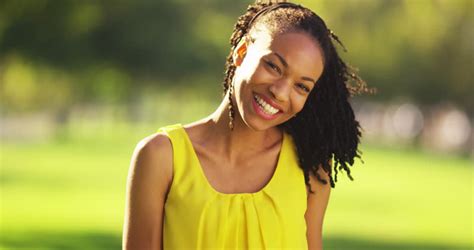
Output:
top-left (223, 1), bottom-right (371, 191)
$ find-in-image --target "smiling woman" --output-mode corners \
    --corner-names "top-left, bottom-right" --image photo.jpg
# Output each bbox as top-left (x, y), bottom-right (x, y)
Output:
top-left (233, 31), bottom-right (324, 129)
top-left (122, 1), bottom-right (369, 249)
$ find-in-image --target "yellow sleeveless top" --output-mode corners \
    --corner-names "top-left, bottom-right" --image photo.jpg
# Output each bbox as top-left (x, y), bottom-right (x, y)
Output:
top-left (158, 124), bottom-right (308, 249)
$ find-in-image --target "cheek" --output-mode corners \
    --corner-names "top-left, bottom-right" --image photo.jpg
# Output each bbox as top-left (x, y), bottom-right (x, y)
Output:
top-left (238, 53), bottom-right (262, 78)
top-left (292, 94), bottom-right (310, 114)
top-left (244, 59), bottom-right (276, 85)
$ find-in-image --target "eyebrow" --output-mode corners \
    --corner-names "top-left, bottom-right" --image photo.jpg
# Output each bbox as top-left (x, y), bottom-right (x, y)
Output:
top-left (273, 52), bottom-right (316, 85)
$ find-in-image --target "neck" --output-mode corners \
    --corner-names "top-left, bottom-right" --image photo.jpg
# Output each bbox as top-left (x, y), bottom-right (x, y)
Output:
top-left (199, 91), bottom-right (282, 164)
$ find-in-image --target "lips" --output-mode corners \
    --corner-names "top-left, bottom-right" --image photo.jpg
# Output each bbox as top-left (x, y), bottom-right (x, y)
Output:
top-left (252, 93), bottom-right (283, 120)
top-left (256, 93), bottom-right (283, 111)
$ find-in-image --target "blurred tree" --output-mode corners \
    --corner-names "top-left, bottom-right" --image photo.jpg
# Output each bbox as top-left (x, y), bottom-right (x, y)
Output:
top-left (303, 0), bottom-right (473, 114)
top-left (0, 0), bottom-right (224, 77)
top-left (0, 0), bottom-right (472, 114)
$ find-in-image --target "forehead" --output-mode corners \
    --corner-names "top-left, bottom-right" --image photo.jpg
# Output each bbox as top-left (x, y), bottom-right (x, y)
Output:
top-left (250, 31), bottom-right (325, 78)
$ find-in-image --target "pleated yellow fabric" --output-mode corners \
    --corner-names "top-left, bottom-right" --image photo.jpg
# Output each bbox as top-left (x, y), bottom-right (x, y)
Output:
top-left (159, 124), bottom-right (308, 249)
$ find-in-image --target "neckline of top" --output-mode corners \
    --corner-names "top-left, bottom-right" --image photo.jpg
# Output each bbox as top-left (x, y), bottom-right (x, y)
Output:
top-left (177, 124), bottom-right (286, 197)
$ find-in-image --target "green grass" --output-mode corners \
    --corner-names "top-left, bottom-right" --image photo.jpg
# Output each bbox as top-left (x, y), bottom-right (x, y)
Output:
top-left (1, 124), bottom-right (472, 249)
top-left (325, 145), bottom-right (473, 249)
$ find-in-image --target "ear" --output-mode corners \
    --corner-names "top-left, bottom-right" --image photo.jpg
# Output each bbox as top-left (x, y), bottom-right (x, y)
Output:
top-left (232, 38), bottom-right (248, 67)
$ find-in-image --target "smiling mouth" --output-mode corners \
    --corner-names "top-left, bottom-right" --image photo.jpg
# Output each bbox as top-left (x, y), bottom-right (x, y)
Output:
top-left (253, 94), bottom-right (281, 115)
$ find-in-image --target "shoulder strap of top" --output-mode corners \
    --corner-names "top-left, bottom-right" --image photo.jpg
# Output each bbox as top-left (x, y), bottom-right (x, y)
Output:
top-left (157, 124), bottom-right (188, 178)
top-left (281, 132), bottom-right (303, 177)
top-left (265, 132), bottom-right (306, 196)
top-left (157, 123), bottom-right (186, 156)
top-left (157, 124), bottom-right (205, 195)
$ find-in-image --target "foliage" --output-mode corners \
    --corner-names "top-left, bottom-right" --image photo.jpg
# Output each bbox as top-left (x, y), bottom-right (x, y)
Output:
top-left (0, 0), bottom-right (472, 113)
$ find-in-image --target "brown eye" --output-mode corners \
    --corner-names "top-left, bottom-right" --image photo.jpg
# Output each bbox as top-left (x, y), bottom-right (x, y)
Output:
top-left (296, 83), bottom-right (310, 93)
top-left (264, 60), bottom-right (282, 75)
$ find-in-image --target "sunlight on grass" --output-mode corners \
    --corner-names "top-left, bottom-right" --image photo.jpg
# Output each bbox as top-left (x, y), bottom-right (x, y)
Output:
top-left (325, 146), bottom-right (472, 247)
top-left (1, 125), bottom-right (472, 249)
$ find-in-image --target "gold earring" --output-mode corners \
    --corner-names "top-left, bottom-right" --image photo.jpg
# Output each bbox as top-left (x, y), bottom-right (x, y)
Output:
top-left (228, 84), bottom-right (235, 130)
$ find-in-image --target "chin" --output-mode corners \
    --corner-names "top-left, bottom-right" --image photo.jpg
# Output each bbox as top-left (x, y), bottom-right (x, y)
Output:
top-left (242, 115), bottom-right (287, 132)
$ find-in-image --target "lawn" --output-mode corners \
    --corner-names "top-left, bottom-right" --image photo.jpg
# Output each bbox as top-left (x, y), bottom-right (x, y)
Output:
top-left (1, 123), bottom-right (472, 250)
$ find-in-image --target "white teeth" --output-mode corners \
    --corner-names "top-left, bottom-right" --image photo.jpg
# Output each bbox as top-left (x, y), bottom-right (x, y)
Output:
top-left (254, 94), bottom-right (279, 115)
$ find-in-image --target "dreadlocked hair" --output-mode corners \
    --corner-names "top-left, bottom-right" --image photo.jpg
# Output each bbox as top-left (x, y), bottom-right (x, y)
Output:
top-left (222, 1), bottom-right (372, 191)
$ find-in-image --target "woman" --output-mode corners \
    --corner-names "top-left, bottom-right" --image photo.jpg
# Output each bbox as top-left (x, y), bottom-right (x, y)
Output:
top-left (123, 1), bottom-right (368, 249)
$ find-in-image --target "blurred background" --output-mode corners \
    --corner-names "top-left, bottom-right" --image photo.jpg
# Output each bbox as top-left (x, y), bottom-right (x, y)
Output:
top-left (0, 0), bottom-right (472, 249)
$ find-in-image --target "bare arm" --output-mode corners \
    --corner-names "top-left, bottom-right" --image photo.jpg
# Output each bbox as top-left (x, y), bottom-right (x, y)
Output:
top-left (305, 166), bottom-right (331, 250)
top-left (122, 133), bottom-right (173, 250)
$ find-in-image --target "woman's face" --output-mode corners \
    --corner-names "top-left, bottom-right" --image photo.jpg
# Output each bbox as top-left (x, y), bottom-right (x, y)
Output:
top-left (232, 31), bottom-right (325, 131)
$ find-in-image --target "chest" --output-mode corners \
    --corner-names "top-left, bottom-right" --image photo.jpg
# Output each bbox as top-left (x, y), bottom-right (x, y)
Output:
top-left (194, 146), bottom-right (281, 194)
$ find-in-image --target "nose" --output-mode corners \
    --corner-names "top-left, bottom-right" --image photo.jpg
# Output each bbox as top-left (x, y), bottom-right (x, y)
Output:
top-left (269, 78), bottom-right (291, 103)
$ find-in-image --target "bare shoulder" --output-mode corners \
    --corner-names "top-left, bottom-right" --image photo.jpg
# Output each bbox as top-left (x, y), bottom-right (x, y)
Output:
top-left (128, 132), bottom-right (174, 196)
top-left (307, 167), bottom-right (331, 196)
top-left (123, 132), bottom-right (173, 249)
top-left (305, 165), bottom-right (332, 250)
top-left (134, 132), bottom-right (173, 161)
